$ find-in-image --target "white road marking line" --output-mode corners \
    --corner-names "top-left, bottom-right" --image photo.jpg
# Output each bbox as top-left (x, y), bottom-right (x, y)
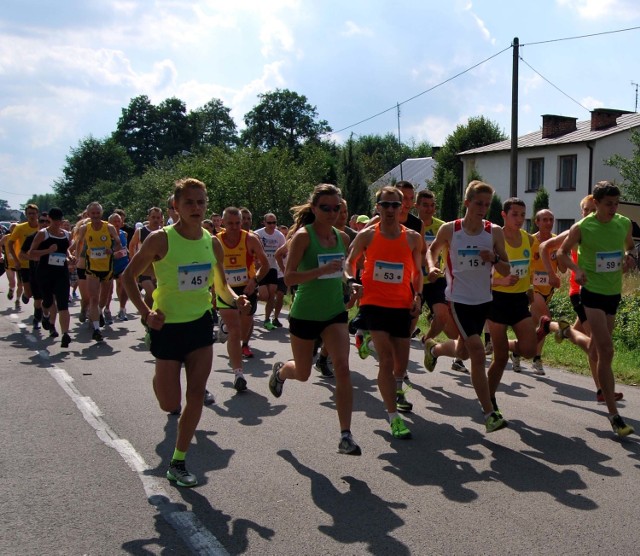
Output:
top-left (14, 321), bottom-right (229, 556)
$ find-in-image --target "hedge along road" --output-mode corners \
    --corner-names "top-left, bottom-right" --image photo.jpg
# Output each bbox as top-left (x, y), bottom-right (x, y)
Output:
top-left (1, 290), bottom-right (640, 555)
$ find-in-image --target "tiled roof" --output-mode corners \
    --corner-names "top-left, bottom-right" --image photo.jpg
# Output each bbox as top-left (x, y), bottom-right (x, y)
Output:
top-left (371, 157), bottom-right (436, 190)
top-left (458, 112), bottom-right (640, 155)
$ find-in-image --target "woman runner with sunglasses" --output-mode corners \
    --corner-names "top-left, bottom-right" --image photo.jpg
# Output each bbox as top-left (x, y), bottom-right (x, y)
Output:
top-left (268, 183), bottom-right (361, 455)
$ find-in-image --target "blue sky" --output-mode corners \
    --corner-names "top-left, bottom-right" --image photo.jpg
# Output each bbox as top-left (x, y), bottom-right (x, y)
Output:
top-left (1, 0), bottom-right (640, 207)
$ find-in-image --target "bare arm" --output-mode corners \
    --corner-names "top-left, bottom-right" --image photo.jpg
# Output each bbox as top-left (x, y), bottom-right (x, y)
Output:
top-left (426, 222), bottom-right (452, 282)
top-left (557, 223), bottom-right (584, 284)
top-left (211, 237), bottom-right (249, 312)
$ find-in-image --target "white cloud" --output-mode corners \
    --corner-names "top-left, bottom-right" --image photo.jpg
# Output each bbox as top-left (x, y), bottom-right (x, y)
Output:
top-left (260, 17), bottom-right (297, 57)
top-left (406, 115), bottom-right (466, 146)
top-left (471, 13), bottom-right (496, 45)
top-left (342, 21), bottom-right (373, 37)
top-left (522, 73), bottom-right (544, 94)
top-left (556, 0), bottom-right (640, 19)
top-left (580, 96), bottom-right (604, 110)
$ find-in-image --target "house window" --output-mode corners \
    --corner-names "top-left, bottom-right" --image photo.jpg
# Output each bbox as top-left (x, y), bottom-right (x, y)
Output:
top-left (556, 219), bottom-right (574, 233)
top-left (558, 155), bottom-right (577, 191)
top-left (527, 158), bottom-right (544, 192)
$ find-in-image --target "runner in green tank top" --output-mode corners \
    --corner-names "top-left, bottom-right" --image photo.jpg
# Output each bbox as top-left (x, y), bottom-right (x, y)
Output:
top-left (268, 184), bottom-right (362, 456)
top-left (558, 181), bottom-right (637, 437)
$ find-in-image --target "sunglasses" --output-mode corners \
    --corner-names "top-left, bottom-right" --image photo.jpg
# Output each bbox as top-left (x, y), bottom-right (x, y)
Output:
top-left (39, 219), bottom-right (49, 224)
top-left (377, 201), bottom-right (402, 209)
top-left (265, 221), bottom-right (277, 225)
top-left (317, 204), bottom-right (341, 213)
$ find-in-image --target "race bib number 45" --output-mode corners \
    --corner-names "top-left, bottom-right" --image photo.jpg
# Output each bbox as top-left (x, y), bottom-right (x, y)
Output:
top-left (178, 263), bottom-right (212, 291)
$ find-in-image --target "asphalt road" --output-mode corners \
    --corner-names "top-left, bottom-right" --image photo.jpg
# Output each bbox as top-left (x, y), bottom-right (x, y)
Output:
top-left (1, 289), bottom-right (639, 555)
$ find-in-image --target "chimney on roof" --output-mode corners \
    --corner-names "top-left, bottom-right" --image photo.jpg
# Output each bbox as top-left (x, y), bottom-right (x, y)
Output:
top-left (541, 115), bottom-right (577, 139)
top-left (590, 108), bottom-right (633, 131)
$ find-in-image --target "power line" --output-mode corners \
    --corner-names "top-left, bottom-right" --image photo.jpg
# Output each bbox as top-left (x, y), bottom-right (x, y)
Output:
top-left (519, 56), bottom-right (591, 113)
top-left (326, 45), bottom-right (512, 136)
top-left (0, 188), bottom-right (32, 197)
top-left (521, 25), bottom-right (640, 47)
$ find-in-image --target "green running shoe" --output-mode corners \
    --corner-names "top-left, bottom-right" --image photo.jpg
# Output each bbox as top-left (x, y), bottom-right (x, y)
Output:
top-left (390, 416), bottom-right (412, 439)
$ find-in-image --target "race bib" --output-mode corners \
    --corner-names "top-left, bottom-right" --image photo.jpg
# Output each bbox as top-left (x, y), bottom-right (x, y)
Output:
top-left (595, 250), bottom-right (622, 273)
top-left (533, 270), bottom-right (549, 286)
top-left (48, 253), bottom-right (66, 267)
top-left (90, 247), bottom-right (107, 259)
top-left (317, 253), bottom-right (344, 280)
top-left (373, 260), bottom-right (404, 283)
top-left (224, 267), bottom-right (249, 286)
top-left (456, 248), bottom-right (484, 271)
top-left (178, 263), bottom-right (211, 291)
top-left (510, 259), bottom-right (529, 279)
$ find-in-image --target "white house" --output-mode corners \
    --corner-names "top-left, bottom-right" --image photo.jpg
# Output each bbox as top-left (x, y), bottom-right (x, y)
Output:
top-left (458, 109), bottom-right (640, 232)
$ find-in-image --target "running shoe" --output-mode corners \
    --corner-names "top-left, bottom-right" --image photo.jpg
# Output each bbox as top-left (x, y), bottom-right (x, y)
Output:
top-left (485, 411), bottom-right (507, 433)
top-left (355, 332), bottom-right (364, 350)
top-left (92, 329), bottom-right (103, 342)
top-left (7, 288), bottom-right (14, 300)
top-left (610, 414), bottom-right (634, 437)
top-left (390, 416), bottom-right (412, 439)
top-left (451, 359), bottom-right (469, 373)
top-left (271, 318), bottom-right (283, 328)
top-left (117, 309), bottom-right (128, 321)
top-left (242, 345), bottom-right (254, 358)
top-left (535, 315), bottom-right (551, 342)
top-left (554, 320), bottom-right (571, 344)
top-left (41, 317), bottom-right (50, 331)
top-left (61, 333), bottom-right (71, 348)
top-left (338, 433), bottom-right (362, 455)
top-left (423, 338), bottom-right (438, 372)
top-left (104, 310), bottom-right (113, 325)
top-left (233, 374), bottom-right (248, 392)
top-left (396, 390), bottom-right (413, 413)
top-left (510, 353), bottom-right (522, 373)
top-left (484, 340), bottom-right (493, 355)
top-left (21, 294), bottom-right (29, 304)
top-left (49, 327), bottom-right (59, 339)
top-left (532, 358), bottom-right (546, 376)
top-left (597, 390), bottom-right (624, 404)
top-left (203, 389), bottom-right (215, 405)
top-left (264, 319), bottom-right (276, 331)
top-left (315, 358), bottom-right (334, 378)
top-left (358, 331), bottom-right (372, 360)
top-left (32, 317), bottom-right (41, 330)
top-left (166, 460), bottom-right (198, 487)
top-left (269, 362), bottom-right (285, 398)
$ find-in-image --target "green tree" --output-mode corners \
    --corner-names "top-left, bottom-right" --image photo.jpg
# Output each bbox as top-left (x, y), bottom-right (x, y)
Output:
top-left (487, 194), bottom-right (504, 226)
top-left (23, 193), bottom-right (60, 213)
top-left (156, 97), bottom-right (192, 161)
top-left (189, 98), bottom-right (238, 149)
top-left (339, 136), bottom-right (371, 217)
top-left (54, 136), bottom-right (134, 215)
top-left (607, 130), bottom-right (640, 202)
top-left (531, 187), bottom-right (549, 232)
top-left (431, 116), bottom-right (506, 199)
top-left (440, 169), bottom-right (460, 221)
top-left (241, 89), bottom-right (331, 154)
top-left (113, 95), bottom-right (160, 174)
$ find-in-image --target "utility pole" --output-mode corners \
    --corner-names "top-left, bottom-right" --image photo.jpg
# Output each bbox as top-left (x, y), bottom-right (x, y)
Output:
top-left (632, 81), bottom-right (639, 112)
top-left (397, 102), bottom-right (403, 180)
top-left (510, 37), bottom-right (519, 198)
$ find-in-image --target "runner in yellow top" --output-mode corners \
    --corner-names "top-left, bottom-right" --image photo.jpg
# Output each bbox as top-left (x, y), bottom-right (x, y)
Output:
top-left (8, 203), bottom-right (39, 305)
top-left (529, 209), bottom-right (558, 374)
top-left (75, 202), bottom-right (121, 342)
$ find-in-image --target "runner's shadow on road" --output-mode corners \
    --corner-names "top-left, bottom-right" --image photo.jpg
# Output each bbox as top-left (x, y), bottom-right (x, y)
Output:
top-left (207, 389), bottom-right (287, 425)
top-left (511, 419), bottom-right (621, 477)
top-left (481, 439), bottom-right (598, 510)
top-left (279, 449), bottom-right (410, 556)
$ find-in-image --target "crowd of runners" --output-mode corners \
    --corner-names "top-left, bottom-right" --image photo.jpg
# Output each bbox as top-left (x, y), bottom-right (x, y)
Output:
top-left (0, 176), bottom-right (636, 488)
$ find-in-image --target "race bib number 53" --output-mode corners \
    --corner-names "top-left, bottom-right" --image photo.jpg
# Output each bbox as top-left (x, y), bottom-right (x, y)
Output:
top-left (373, 260), bottom-right (404, 283)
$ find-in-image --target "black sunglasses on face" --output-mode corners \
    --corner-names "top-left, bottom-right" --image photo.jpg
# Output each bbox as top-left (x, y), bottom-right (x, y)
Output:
top-left (265, 221), bottom-right (277, 225)
top-left (377, 201), bottom-right (402, 209)
top-left (317, 204), bottom-right (341, 213)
